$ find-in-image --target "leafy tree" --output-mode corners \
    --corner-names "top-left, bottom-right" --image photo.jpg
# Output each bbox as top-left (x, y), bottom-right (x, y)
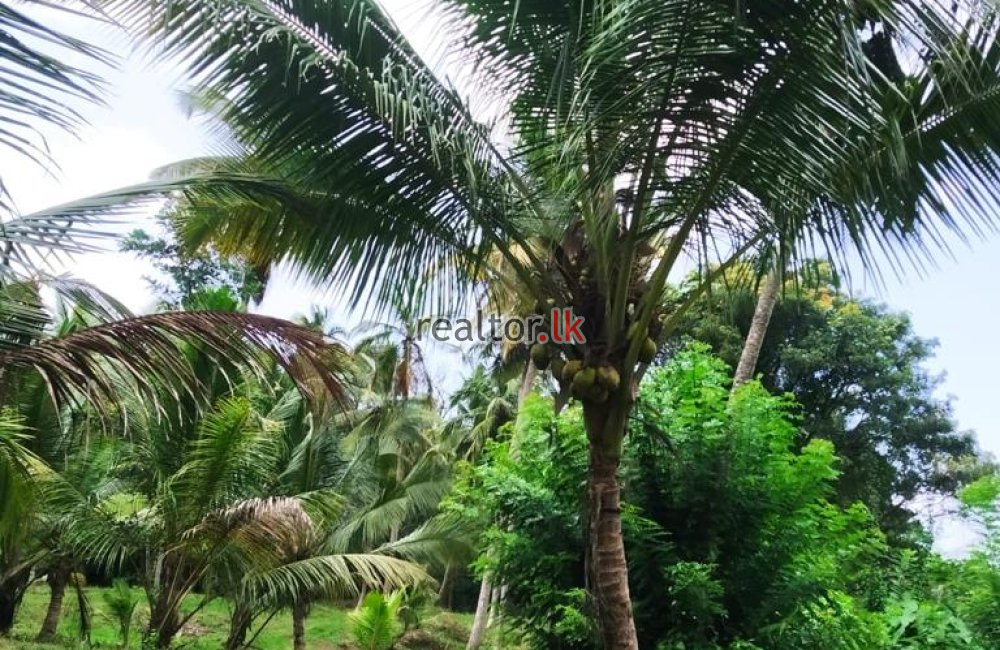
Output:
top-left (69, 1), bottom-right (1000, 644)
top-left (675, 264), bottom-right (982, 537)
top-left (445, 394), bottom-right (593, 649)
top-left (451, 347), bottom-right (906, 649)
top-left (626, 345), bottom-right (889, 648)
top-left (120, 214), bottom-right (267, 308)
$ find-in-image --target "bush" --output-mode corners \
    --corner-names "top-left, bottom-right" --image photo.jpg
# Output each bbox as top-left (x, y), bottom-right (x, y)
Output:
top-left (349, 591), bottom-right (403, 650)
top-left (101, 580), bottom-right (140, 648)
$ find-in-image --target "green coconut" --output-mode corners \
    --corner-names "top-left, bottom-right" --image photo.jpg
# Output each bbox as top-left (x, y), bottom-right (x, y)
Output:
top-left (572, 367), bottom-right (597, 391)
top-left (562, 359), bottom-right (584, 384)
top-left (596, 365), bottom-right (621, 390)
top-left (530, 343), bottom-right (551, 370)
top-left (638, 337), bottom-right (658, 363)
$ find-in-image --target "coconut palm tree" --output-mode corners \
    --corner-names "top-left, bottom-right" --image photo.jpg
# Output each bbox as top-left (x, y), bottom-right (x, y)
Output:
top-left (63, 373), bottom-right (430, 648)
top-left (73, 1), bottom-right (1000, 645)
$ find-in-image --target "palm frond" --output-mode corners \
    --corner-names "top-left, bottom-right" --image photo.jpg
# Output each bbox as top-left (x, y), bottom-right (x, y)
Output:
top-left (100, 0), bottom-right (547, 310)
top-left (172, 397), bottom-right (282, 511)
top-left (0, 310), bottom-right (349, 411)
top-left (0, 1), bottom-right (110, 172)
top-left (0, 409), bottom-right (42, 537)
top-left (240, 552), bottom-right (432, 603)
top-left (373, 514), bottom-right (475, 570)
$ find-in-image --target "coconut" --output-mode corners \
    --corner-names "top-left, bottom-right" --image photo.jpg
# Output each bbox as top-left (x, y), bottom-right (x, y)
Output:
top-left (572, 367), bottom-right (597, 391)
top-left (561, 359), bottom-right (584, 384)
top-left (638, 337), bottom-right (658, 363)
top-left (530, 343), bottom-right (551, 370)
top-left (596, 365), bottom-right (621, 390)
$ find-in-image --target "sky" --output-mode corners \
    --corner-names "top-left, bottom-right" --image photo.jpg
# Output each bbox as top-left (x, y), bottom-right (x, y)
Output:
top-left (7, 2), bottom-right (999, 550)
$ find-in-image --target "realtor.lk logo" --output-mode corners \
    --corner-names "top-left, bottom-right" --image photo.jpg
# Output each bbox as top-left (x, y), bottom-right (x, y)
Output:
top-left (417, 308), bottom-right (586, 344)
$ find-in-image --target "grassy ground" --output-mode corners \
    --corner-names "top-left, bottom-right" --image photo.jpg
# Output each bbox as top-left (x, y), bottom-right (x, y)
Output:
top-left (0, 585), bottom-right (473, 649)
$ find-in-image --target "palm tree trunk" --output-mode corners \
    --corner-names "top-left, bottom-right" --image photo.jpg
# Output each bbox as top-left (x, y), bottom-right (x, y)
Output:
top-left (466, 574), bottom-right (493, 650)
top-left (437, 564), bottom-right (454, 609)
top-left (148, 584), bottom-right (181, 649)
top-left (733, 271), bottom-right (781, 388)
top-left (587, 444), bottom-right (638, 649)
top-left (0, 570), bottom-right (30, 636)
top-left (37, 567), bottom-right (69, 642)
top-left (225, 603), bottom-right (253, 650)
top-left (517, 362), bottom-right (537, 405)
top-left (583, 396), bottom-right (639, 650)
top-left (292, 600), bottom-right (308, 650)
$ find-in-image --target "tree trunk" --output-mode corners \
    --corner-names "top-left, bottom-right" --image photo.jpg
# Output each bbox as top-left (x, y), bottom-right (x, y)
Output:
top-left (37, 567), bottom-right (69, 642)
top-left (517, 362), bottom-right (537, 405)
top-left (733, 271), bottom-right (781, 388)
top-left (0, 590), bottom-right (18, 636)
top-left (486, 585), bottom-right (501, 628)
top-left (468, 361), bottom-right (537, 649)
top-left (148, 590), bottom-right (181, 649)
top-left (225, 604), bottom-right (253, 650)
top-left (466, 573), bottom-right (492, 650)
top-left (582, 393), bottom-right (639, 650)
top-left (0, 570), bottom-right (29, 636)
top-left (587, 442), bottom-right (639, 650)
top-left (292, 600), bottom-right (308, 650)
top-left (437, 564), bottom-right (454, 609)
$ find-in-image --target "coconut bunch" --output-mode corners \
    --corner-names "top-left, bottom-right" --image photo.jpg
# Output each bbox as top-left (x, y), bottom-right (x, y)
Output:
top-left (521, 228), bottom-right (665, 405)
top-left (527, 307), bottom-right (664, 405)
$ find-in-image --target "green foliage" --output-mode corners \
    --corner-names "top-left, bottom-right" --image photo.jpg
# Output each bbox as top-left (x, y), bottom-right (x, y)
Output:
top-left (350, 591), bottom-right (404, 650)
top-left (959, 474), bottom-right (1000, 511)
top-left (454, 346), bottom-right (903, 649)
top-left (102, 580), bottom-right (140, 648)
top-left (446, 394), bottom-right (594, 649)
top-left (675, 266), bottom-right (982, 538)
top-left (625, 344), bottom-right (889, 648)
top-left (761, 591), bottom-right (887, 650)
top-left (120, 215), bottom-right (266, 309)
top-left (884, 598), bottom-right (980, 650)
top-left (0, 410), bottom-right (37, 537)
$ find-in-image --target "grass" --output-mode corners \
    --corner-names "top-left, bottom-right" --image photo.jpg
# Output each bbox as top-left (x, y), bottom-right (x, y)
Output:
top-left (0, 585), bottom-right (473, 649)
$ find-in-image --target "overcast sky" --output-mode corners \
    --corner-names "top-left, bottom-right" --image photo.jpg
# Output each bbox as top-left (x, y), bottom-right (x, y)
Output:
top-left (7, 5), bottom-right (1000, 554)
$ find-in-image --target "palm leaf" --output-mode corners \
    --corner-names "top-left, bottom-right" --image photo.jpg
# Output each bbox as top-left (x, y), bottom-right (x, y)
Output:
top-left (0, 1), bottom-right (109, 172)
top-left (0, 409), bottom-right (42, 536)
top-left (0, 310), bottom-right (349, 411)
top-left (241, 552), bottom-right (432, 603)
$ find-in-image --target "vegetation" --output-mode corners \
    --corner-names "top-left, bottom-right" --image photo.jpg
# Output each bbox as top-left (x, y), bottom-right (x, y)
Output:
top-left (4, 1), bottom-right (1000, 649)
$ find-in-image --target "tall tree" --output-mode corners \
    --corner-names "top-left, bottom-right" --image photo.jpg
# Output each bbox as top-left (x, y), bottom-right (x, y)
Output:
top-left (675, 263), bottom-right (982, 538)
top-left (79, 1), bottom-right (1000, 644)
